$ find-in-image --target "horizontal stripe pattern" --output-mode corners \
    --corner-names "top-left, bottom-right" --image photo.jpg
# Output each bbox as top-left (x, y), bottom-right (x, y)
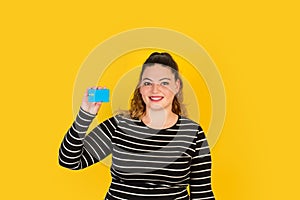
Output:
top-left (59, 107), bottom-right (215, 199)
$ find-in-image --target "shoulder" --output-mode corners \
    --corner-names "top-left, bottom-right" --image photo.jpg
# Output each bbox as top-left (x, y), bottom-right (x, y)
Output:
top-left (113, 113), bottom-right (140, 122)
top-left (178, 115), bottom-right (203, 132)
top-left (104, 114), bottom-right (143, 129)
top-left (178, 117), bottom-right (210, 150)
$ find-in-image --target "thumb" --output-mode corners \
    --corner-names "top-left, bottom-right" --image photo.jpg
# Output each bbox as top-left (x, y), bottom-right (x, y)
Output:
top-left (91, 102), bottom-right (102, 114)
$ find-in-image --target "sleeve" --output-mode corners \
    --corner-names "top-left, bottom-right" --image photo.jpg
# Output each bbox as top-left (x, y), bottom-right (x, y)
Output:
top-left (58, 107), bottom-right (117, 170)
top-left (189, 127), bottom-right (215, 200)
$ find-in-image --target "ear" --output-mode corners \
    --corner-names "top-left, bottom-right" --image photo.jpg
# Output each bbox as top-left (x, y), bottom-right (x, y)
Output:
top-left (175, 79), bottom-right (181, 94)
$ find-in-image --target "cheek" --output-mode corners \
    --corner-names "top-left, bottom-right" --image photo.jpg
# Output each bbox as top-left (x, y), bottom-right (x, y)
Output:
top-left (139, 87), bottom-right (146, 95)
top-left (139, 87), bottom-right (150, 99)
top-left (162, 86), bottom-right (177, 96)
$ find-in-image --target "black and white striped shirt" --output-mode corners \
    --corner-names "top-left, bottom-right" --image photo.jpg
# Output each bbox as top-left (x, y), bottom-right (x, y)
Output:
top-left (59, 107), bottom-right (215, 200)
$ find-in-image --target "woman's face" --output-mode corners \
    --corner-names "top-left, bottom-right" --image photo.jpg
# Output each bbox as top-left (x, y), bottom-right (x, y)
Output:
top-left (139, 64), bottom-right (180, 112)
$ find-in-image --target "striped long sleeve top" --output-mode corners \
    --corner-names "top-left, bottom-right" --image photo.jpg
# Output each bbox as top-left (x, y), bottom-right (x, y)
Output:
top-left (59, 107), bottom-right (215, 200)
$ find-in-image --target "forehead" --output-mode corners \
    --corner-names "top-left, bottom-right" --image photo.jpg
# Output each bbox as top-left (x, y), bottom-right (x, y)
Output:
top-left (141, 64), bottom-right (175, 80)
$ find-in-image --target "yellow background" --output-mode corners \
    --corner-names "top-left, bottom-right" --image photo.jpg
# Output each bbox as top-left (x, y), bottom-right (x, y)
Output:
top-left (1, 0), bottom-right (299, 199)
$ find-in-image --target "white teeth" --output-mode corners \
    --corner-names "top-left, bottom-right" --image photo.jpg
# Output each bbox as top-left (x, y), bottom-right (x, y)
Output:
top-left (150, 97), bottom-right (163, 100)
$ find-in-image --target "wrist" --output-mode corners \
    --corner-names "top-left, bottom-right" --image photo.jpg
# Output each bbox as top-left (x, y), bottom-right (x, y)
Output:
top-left (77, 107), bottom-right (97, 127)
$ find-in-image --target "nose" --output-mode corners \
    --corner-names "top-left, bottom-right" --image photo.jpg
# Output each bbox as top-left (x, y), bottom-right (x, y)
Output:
top-left (151, 83), bottom-right (160, 93)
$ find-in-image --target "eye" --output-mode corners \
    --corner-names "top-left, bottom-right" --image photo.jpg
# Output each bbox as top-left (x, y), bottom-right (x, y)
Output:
top-left (161, 81), bottom-right (169, 86)
top-left (143, 81), bottom-right (152, 86)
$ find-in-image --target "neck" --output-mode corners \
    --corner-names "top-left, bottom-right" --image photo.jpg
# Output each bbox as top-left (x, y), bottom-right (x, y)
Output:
top-left (142, 109), bottom-right (177, 129)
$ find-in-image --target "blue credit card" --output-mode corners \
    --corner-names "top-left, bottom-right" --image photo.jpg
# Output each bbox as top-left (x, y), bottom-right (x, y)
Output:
top-left (88, 89), bottom-right (110, 102)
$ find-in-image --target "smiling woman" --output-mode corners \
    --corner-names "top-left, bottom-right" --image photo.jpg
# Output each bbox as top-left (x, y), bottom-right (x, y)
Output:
top-left (137, 64), bottom-right (182, 129)
top-left (130, 53), bottom-right (186, 121)
top-left (58, 52), bottom-right (215, 200)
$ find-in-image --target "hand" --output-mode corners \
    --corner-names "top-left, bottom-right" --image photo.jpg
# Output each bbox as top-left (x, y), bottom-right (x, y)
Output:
top-left (81, 86), bottom-right (105, 115)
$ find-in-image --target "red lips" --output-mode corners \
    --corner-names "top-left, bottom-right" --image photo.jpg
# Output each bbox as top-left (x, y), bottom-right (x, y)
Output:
top-left (149, 96), bottom-right (164, 102)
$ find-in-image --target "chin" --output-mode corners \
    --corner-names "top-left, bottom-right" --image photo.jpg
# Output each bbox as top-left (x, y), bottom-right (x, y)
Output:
top-left (149, 105), bottom-right (164, 110)
top-left (148, 104), bottom-right (171, 112)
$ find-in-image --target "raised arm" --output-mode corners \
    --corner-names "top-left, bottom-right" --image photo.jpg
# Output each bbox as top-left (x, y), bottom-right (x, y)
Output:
top-left (58, 86), bottom-right (115, 170)
top-left (189, 128), bottom-right (215, 200)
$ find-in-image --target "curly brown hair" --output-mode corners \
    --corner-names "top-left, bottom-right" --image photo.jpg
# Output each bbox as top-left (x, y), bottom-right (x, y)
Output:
top-left (127, 52), bottom-right (187, 119)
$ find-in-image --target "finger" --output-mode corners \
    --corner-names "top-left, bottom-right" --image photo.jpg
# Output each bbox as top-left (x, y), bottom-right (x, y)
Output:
top-left (84, 88), bottom-right (88, 96)
top-left (94, 102), bottom-right (102, 110)
top-left (84, 87), bottom-right (92, 96)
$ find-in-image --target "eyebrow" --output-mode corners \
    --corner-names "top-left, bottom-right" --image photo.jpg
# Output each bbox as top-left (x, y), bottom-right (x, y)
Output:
top-left (142, 78), bottom-right (171, 81)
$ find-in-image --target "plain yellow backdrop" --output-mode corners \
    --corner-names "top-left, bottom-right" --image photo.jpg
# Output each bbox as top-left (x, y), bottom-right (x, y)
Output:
top-left (1, 0), bottom-right (300, 199)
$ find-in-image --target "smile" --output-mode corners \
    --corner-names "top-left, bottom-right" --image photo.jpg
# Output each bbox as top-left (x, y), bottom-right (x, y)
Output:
top-left (149, 96), bottom-right (164, 102)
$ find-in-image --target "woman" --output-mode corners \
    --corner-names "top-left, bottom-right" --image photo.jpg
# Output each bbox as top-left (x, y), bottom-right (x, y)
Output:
top-left (59, 52), bottom-right (215, 199)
